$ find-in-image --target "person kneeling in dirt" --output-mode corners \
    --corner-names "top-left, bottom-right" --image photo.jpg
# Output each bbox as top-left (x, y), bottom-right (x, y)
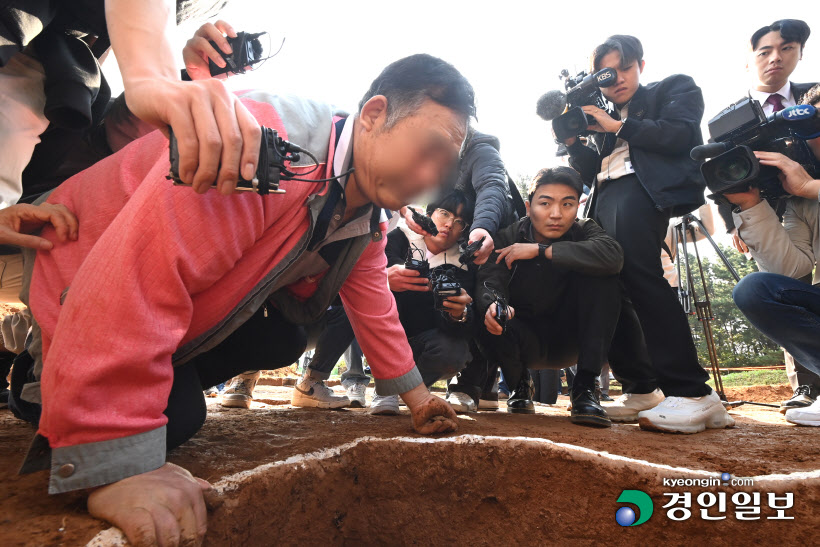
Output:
top-left (13, 54), bottom-right (471, 546)
top-left (292, 190), bottom-right (477, 415)
top-left (476, 166), bottom-right (627, 427)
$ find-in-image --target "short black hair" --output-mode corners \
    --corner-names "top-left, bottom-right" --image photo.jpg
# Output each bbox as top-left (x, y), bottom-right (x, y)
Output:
top-left (801, 84), bottom-right (820, 107)
top-left (591, 35), bottom-right (644, 72)
top-left (527, 167), bottom-right (584, 201)
top-left (751, 19), bottom-right (811, 51)
top-left (426, 189), bottom-right (474, 224)
top-left (358, 54), bottom-right (476, 128)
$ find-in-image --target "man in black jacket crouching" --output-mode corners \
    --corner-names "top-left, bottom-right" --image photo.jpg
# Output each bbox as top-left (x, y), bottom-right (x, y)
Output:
top-left (476, 166), bottom-right (628, 427)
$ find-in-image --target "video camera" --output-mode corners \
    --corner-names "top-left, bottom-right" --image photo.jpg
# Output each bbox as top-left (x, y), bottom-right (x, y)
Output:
top-left (536, 68), bottom-right (617, 142)
top-left (691, 98), bottom-right (820, 201)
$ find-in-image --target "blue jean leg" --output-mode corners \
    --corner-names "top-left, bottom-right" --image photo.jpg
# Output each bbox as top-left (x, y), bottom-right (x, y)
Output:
top-left (733, 272), bottom-right (820, 378)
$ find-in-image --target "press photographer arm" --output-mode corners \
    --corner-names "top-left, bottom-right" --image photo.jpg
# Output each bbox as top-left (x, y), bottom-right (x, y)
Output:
top-left (106, 0), bottom-right (261, 195)
top-left (725, 151), bottom-right (817, 279)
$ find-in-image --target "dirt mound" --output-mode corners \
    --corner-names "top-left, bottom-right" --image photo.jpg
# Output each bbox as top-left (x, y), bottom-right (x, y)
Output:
top-left (723, 384), bottom-right (793, 404)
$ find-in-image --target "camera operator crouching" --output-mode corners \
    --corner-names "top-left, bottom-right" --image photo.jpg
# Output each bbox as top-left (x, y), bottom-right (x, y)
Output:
top-left (726, 85), bottom-right (820, 427)
top-left (565, 35), bottom-right (735, 433)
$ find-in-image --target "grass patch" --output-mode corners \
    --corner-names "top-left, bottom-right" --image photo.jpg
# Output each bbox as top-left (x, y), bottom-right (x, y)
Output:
top-left (707, 369), bottom-right (788, 388)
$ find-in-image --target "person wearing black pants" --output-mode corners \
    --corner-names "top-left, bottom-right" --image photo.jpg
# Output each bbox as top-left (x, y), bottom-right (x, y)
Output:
top-left (477, 167), bottom-right (629, 427)
top-left (165, 305), bottom-right (307, 450)
top-left (566, 34), bottom-right (734, 433)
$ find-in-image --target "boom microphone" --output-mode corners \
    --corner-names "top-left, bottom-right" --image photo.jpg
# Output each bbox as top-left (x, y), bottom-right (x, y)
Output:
top-left (536, 90), bottom-right (568, 121)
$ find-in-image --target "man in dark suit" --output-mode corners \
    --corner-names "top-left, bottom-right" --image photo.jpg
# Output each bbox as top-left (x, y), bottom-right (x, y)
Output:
top-left (717, 19), bottom-right (819, 410)
top-left (565, 35), bottom-right (734, 434)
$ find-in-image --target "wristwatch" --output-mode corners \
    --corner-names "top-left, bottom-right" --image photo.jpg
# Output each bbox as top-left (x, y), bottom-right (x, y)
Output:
top-left (538, 243), bottom-right (551, 259)
top-left (616, 118), bottom-right (627, 136)
top-left (449, 305), bottom-right (469, 323)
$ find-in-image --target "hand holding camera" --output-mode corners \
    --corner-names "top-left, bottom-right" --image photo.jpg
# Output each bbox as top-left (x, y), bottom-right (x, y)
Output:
top-left (387, 264), bottom-right (430, 293)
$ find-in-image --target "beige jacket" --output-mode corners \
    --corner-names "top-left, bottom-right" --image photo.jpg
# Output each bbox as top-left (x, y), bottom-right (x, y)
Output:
top-left (733, 196), bottom-right (820, 284)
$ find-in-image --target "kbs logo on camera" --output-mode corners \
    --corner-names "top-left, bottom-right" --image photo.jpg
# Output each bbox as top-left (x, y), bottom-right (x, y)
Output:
top-left (615, 474), bottom-right (795, 526)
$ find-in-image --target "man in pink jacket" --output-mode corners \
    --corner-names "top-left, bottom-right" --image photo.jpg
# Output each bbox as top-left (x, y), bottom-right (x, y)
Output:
top-left (15, 54), bottom-right (474, 546)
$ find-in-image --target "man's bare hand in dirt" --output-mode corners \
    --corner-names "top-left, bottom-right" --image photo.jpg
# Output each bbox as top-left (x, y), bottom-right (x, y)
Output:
top-left (87, 462), bottom-right (213, 547)
top-left (400, 384), bottom-right (458, 435)
top-left (0, 203), bottom-right (78, 250)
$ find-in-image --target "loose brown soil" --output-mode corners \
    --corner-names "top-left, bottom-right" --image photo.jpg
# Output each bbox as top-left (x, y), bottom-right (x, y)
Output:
top-left (2, 383), bottom-right (819, 546)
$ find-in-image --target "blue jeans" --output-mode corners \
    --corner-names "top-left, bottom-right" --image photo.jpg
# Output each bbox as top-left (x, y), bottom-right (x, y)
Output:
top-left (733, 272), bottom-right (820, 378)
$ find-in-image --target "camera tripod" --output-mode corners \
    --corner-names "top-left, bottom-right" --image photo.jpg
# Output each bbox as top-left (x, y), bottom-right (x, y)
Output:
top-left (672, 213), bottom-right (779, 409)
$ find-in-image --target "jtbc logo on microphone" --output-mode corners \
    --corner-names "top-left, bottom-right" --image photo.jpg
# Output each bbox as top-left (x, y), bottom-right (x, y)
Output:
top-left (784, 105), bottom-right (815, 119)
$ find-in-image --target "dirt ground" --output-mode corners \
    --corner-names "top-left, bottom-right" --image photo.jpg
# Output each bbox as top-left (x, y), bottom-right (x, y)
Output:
top-left (1, 382), bottom-right (819, 546)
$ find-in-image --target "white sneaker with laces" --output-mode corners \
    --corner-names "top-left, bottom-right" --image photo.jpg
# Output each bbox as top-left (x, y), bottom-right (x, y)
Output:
top-left (291, 376), bottom-right (350, 409)
top-left (785, 399), bottom-right (820, 426)
top-left (602, 388), bottom-right (665, 422)
top-left (345, 383), bottom-right (368, 408)
top-left (446, 391), bottom-right (476, 413)
top-left (220, 371), bottom-right (261, 409)
top-left (638, 391), bottom-right (735, 434)
top-left (369, 394), bottom-right (400, 415)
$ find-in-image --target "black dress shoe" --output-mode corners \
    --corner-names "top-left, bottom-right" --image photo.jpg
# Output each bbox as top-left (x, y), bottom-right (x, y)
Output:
top-left (570, 388), bottom-right (611, 427)
top-left (506, 373), bottom-right (535, 414)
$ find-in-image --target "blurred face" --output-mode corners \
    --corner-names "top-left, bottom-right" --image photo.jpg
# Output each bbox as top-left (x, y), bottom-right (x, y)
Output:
top-left (526, 182), bottom-right (580, 241)
top-left (424, 205), bottom-right (468, 253)
top-left (352, 96), bottom-right (467, 211)
top-left (749, 31), bottom-right (802, 91)
top-left (598, 51), bottom-right (644, 106)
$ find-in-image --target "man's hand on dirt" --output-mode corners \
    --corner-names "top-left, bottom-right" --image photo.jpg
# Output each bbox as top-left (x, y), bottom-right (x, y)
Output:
top-left (400, 384), bottom-right (458, 435)
top-left (87, 462), bottom-right (213, 547)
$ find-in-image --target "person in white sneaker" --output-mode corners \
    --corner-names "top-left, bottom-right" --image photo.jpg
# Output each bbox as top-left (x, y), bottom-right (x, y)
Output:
top-left (292, 305), bottom-right (368, 409)
top-left (565, 35), bottom-right (735, 433)
top-left (724, 83), bottom-right (820, 428)
top-left (220, 371), bottom-right (262, 409)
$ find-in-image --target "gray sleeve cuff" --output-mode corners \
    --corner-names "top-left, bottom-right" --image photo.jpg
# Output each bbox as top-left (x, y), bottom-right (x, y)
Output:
top-left (49, 426), bottom-right (167, 494)
top-left (373, 366), bottom-right (423, 396)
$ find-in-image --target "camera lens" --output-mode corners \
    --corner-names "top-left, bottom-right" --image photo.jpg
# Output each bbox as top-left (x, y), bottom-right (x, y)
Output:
top-left (716, 155), bottom-right (753, 183)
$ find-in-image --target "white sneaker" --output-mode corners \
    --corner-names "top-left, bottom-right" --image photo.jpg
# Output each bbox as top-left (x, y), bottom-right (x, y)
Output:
top-left (345, 383), bottom-right (368, 408)
top-left (785, 399), bottom-right (820, 426)
top-left (638, 391), bottom-right (735, 434)
top-left (603, 388), bottom-right (665, 422)
top-left (291, 376), bottom-right (350, 409)
top-left (446, 391), bottom-right (476, 413)
top-left (220, 371), bottom-right (261, 409)
top-left (369, 394), bottom-right (400, 415)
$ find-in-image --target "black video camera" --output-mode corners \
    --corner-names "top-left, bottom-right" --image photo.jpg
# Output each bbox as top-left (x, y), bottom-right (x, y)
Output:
top-left (692, 98), bottom-right (820, 202)
top-left (166, 126), bottom-right (321, 195)
top-left (552, 68), bottom-right (617, 141)
top-left (430, 265), bottom-right (462, 312)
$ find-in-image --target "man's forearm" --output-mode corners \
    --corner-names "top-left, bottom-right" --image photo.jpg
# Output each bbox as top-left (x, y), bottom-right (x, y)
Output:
top-left (105, 0), bottom-right (179, 86)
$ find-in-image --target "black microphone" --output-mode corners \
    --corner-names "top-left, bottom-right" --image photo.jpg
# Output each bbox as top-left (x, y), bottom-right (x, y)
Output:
top-left (690, 142), bottom-right (731, 161)
top-left (536, 90), bottom-right (568, 121)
